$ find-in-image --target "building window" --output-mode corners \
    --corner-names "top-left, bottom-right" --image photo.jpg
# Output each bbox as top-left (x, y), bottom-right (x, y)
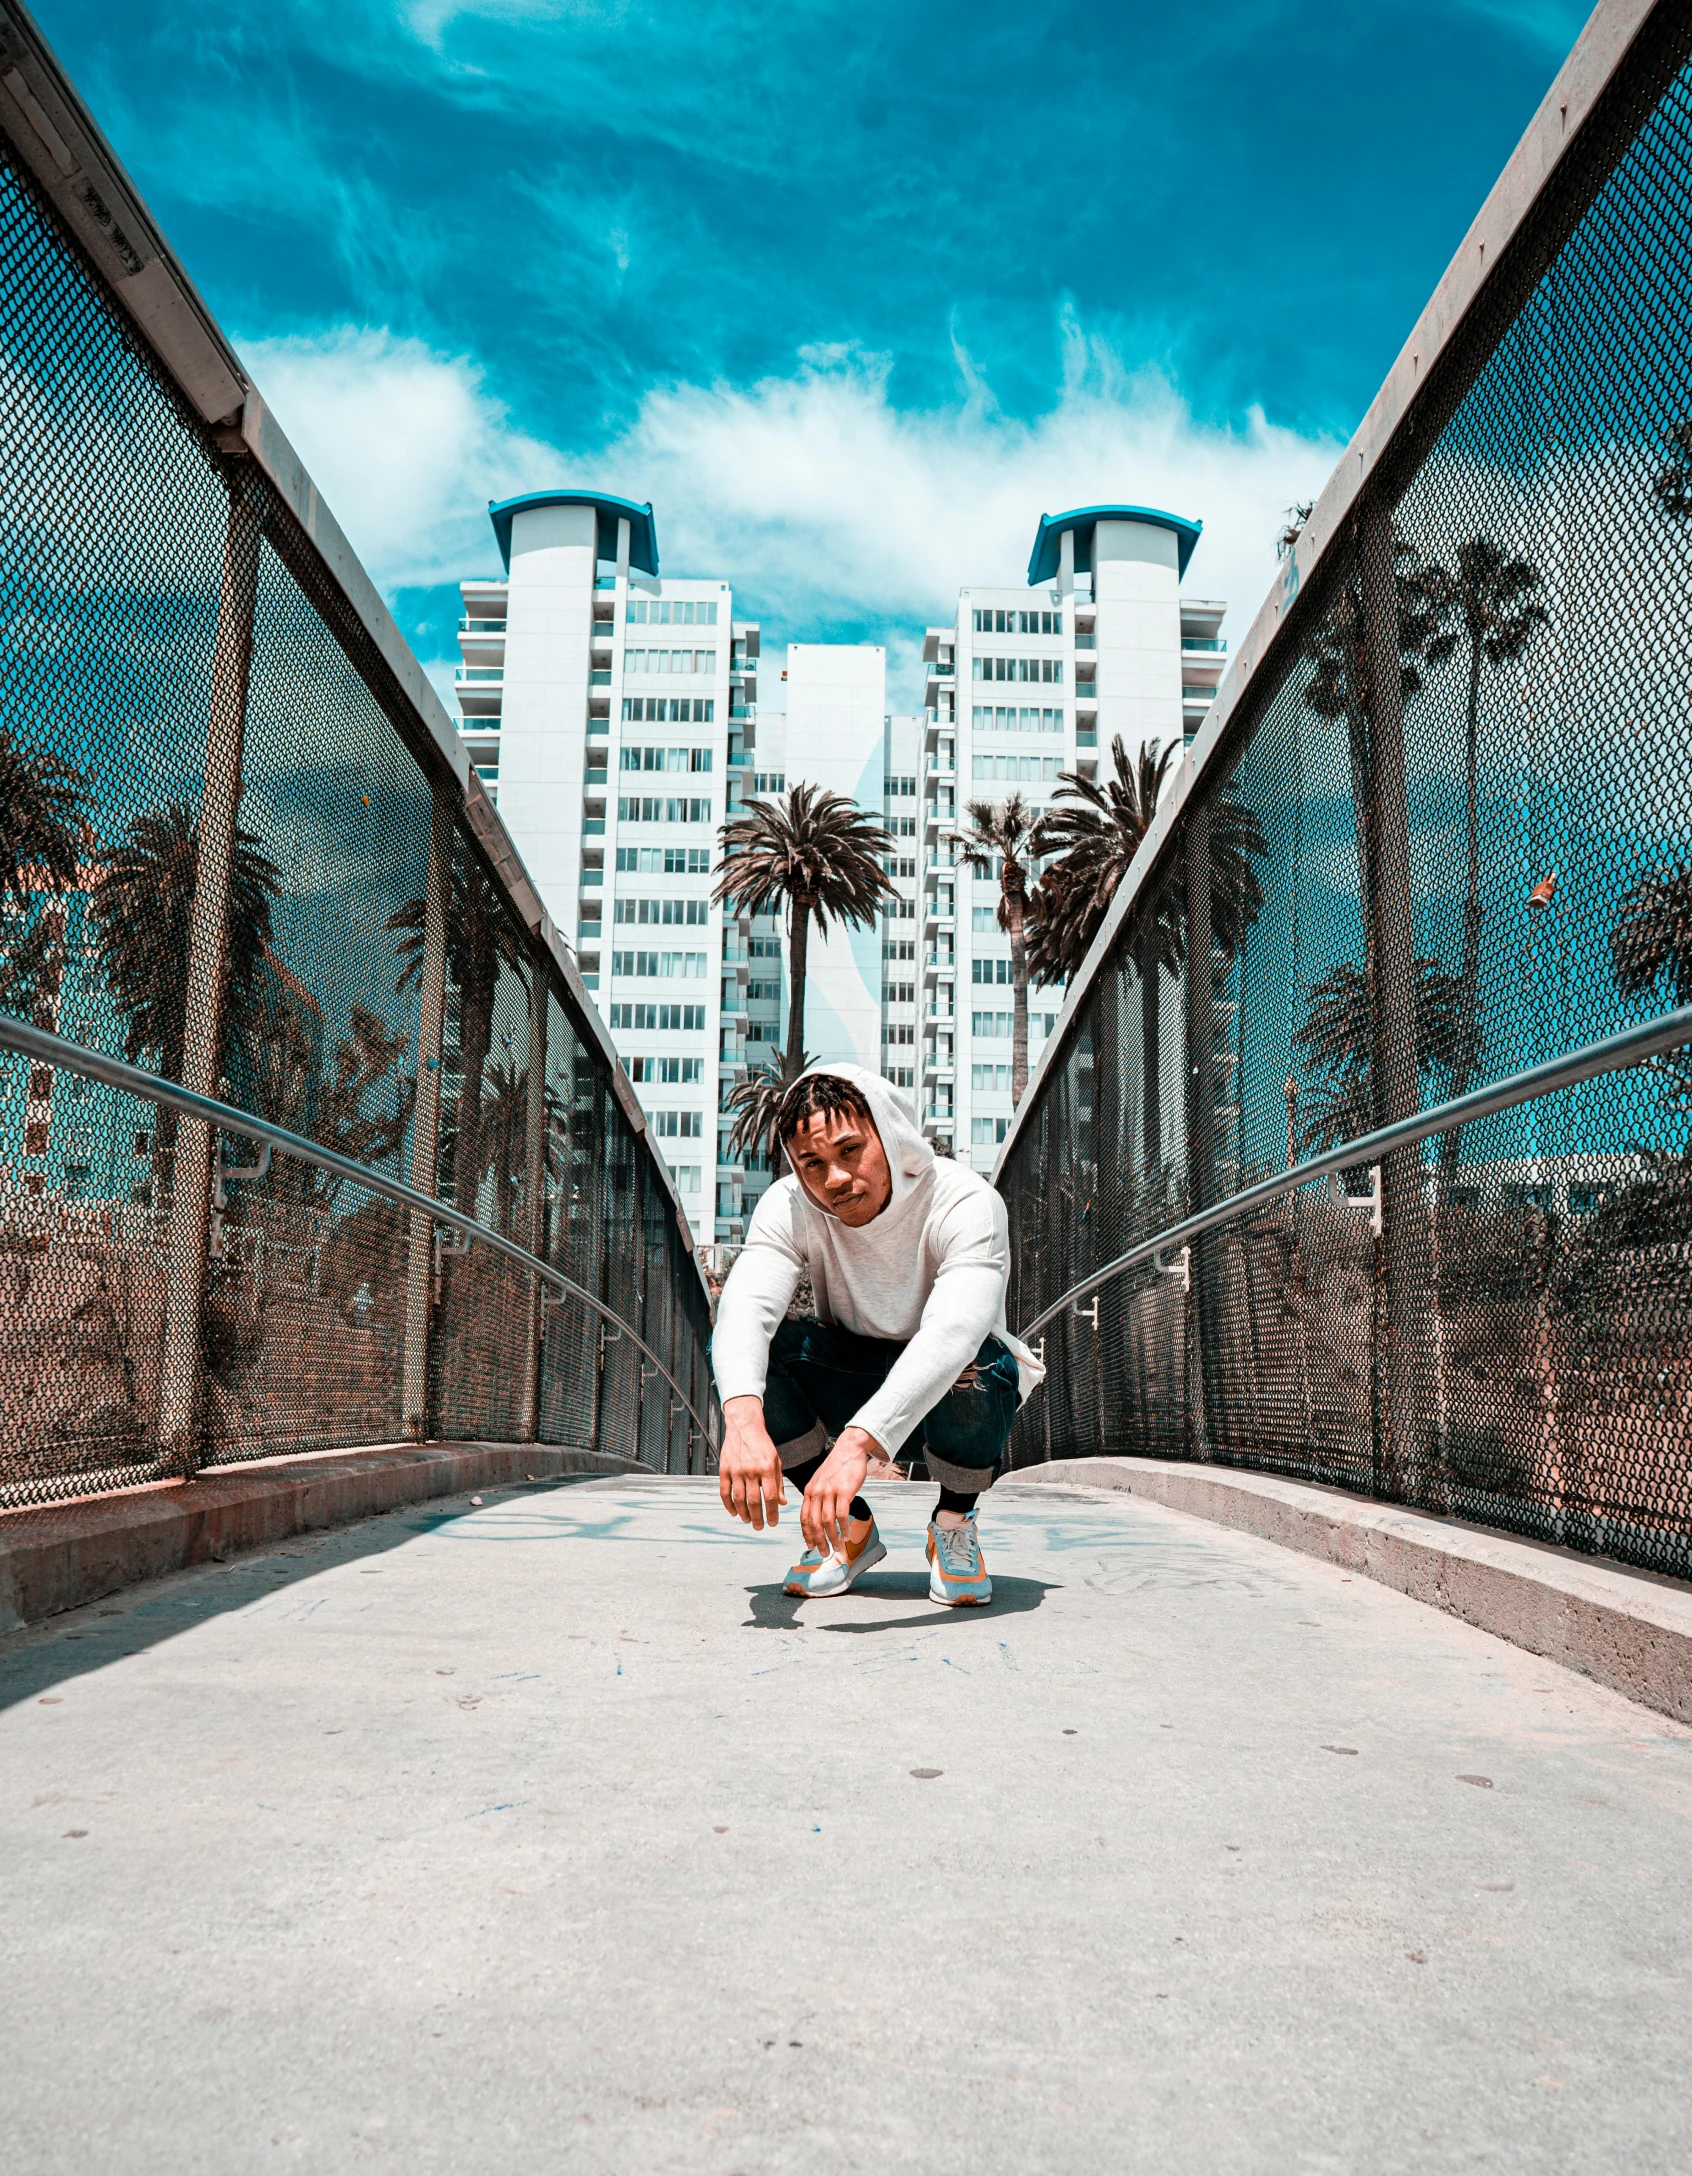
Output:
top-left (971, 907), bottom-right (1001, 932)
top-left (881, 855), bottom-right (917, 877)
top-left (971, 1011), bottom-right (1014, 1037)
top-left (626, 598), bottom-right (717, 626)
top-left (752, 772), bottom-right (786, 794)
top-left (970, 1116), bottom-right (1011, 1145)
top-left (972, 1064), bottom-right (1012, 1091)
top-left (883, 774), bottom-right (917, 796)
top-left (609, 1004), bottom-right (706, 1031)
top-left (748, 979), bottom-right (782, 1002)
top-left (616, 846), bottom-right (712, 873)
top-left (616, 796), bottom-right (713, 824)
top-left (620, 745), bottom-right (713, 773)
top-left (881, 898), bottom-right (915, 919)
top-left (749, 936), bottom-right (783, 958)
top-left (627, 1056), bottom-right (703, 1083)
top-left (973, 608), bottom-right (1061, 635)
top-left (610, 950), bottom-right (708, 979)
top-left (883, 938), bottom-right (916, 961)
top-left (971, 755), bottom-right (1062, 782)
top-left (884, 980), bottom-right (915, 1004)
top-left (972, 657), bottom-right (1063, 685)
top-left (890, 1066), bottom-right (915, 1089)
top-left (888, 815), bottom-right (917, 837)
top-left (885, 1024), bottom-right (915, 1046)
top-left (621, 697), bottom-right (715, 723)
top-left (653, 1110), bottom-right (704, 1138)
top-left (669, 1164), bottom-right (702, 1192)
top-left (971, 959), bottom-right (1014, 985)
top-left (614, 897), bottom-right (709, 926)
top-left (972, 706), bottom-right (1063, 734)
top-left (623, 648), bottom-right (717, 677)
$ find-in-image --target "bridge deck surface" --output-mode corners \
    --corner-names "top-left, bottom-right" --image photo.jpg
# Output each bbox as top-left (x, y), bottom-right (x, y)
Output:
top-left (2, 1472), bottom-right (1689, 2174)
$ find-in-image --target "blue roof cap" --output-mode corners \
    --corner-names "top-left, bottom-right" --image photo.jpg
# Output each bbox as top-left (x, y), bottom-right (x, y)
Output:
top-left (488, 490), bottom-right (659, 575)
top-left (1026, 504), bottom-right (1201, 585)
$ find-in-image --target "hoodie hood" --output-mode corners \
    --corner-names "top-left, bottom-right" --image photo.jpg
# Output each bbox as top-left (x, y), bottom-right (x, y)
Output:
top-left (791, 1061), bottom-right (934, 1224)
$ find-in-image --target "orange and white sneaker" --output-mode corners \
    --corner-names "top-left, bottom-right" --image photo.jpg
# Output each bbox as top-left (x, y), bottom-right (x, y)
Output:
top-left (927, 1515), bottom-right (992, 1606)
top-left (783, 1518), bottom-right (886, 1598)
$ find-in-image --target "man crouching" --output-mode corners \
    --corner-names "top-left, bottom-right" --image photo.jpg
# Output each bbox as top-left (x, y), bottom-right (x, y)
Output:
top-left (711, 1062), bottom-right (1043, 1606)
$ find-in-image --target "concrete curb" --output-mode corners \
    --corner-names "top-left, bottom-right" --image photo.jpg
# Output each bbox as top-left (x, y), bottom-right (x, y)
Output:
top-left (0, 1442), bottom-right (644, 1635)
top-left (1008, 1457), bottom-right (1692, 1725)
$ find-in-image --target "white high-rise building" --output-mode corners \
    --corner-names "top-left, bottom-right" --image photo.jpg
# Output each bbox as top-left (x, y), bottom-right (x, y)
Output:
top-left (454, 490), bottom-right (760, 1245)
top-left (920, 505), bottom-right (1225, 1173)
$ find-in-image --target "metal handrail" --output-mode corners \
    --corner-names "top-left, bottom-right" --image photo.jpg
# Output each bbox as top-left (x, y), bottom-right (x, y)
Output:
top-left (0, 1012), bottom-right (718, 1455)
top-left (1017, 1004), bottom-right (1692, 1344)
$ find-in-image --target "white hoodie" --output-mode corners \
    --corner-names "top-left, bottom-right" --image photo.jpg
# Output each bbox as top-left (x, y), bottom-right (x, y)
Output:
top-left (711, 1062), bottom-right (1045, 1454)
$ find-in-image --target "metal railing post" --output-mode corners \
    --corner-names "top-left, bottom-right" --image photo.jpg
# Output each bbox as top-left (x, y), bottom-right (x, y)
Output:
top-left (517, 963), bottom-right (548, 1440)
top-left (1184, 798), bottom-right (1216, 1459)
top-left (401, 787), bottom-right (452, 1437)
top-left (1359, 501), bottom-right (1436, 1503)
top-left (156, 468), bottom-right (260, 1475)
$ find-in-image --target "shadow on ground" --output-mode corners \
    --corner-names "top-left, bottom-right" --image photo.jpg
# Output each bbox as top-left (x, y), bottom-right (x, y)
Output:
top-left (0, 1475), bottom-right (609, 1711)
top-left (743, 1571), bottom-right (1059, 1631)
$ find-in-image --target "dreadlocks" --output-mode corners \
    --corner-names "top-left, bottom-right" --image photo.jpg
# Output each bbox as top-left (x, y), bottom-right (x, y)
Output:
top-left (776, 1070), bottom-right (876, 1146)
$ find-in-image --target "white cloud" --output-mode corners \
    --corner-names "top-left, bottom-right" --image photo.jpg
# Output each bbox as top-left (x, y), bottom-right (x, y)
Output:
top-left (240, 325), bottom-right (556, 591)
top-left (237, 315), bottom-right (1341, 706)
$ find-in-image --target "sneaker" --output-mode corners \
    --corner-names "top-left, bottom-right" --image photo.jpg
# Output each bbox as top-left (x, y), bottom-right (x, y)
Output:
top-left (783, 1519), bottom-right (887, 1598)
top-left (926, 1515), bottom-right (992, 1607)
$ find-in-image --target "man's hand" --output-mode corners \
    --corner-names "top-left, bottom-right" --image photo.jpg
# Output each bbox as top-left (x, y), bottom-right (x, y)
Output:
top-left (718, 1396), bottom-right (786, 1530)
top-left (801, 1425), bottom-right (888, 1553)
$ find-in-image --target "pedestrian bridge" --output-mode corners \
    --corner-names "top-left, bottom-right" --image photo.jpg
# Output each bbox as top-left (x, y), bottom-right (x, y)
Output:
top-left (2, 1), bottom-right (1692, 2168)
top-left (5, 1469), bottom-right (1689, 2173)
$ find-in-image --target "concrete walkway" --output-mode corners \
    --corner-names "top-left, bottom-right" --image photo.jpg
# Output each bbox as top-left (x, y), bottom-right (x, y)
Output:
top-left (3, 1473), bottom-right (1689, 2174)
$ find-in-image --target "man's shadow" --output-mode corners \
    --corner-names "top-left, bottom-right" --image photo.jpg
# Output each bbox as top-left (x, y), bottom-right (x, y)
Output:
top-left (744, 1571), bottom-right (1058, 1631)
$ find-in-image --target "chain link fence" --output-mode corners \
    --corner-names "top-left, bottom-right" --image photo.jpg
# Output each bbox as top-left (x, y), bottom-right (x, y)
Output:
top-left (0, 48), bottom-right (714, 1508)
top-left (1000, 2), bottom-right (1692, 1581)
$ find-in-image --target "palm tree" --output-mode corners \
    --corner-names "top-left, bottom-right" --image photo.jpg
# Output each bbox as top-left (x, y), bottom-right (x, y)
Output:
top-left (475, 1058), bottom-right (565, 1236)
top-left (1612, 860), bottom-right (1692, 1007)
top-left (958, 794), bottom-right (1039, 1104)
top-left (1413, 537), bottom-right (1548, 1177)
top-left (1032, 735), bottom-right (1267, 1167)
top-left (1612, 859), bottom-right (1692, 1114)
top-left (1293, 956), bottom-right (1464, 1153)
top-left (723, 1046), bottom-right (815, 1178)
top-left (1653, 419), bottom-right (1692, 518)
top-left (0, 722), bottom-right (89, 911)
top-left (714, 783), bottom-right (896, 1074)
top-left (89, 802), bottom-right (281, 1088)
top-left (390, 846), bottom-right (526, 1220)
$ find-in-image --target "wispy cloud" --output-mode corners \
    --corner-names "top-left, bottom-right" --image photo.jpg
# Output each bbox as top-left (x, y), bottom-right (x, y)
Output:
top-left (239, 312), bottom-right (1339, 705)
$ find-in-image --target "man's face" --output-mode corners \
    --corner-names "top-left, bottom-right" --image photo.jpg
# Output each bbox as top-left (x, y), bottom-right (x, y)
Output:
top-left (786, 1107), bottom-right (893, 1226)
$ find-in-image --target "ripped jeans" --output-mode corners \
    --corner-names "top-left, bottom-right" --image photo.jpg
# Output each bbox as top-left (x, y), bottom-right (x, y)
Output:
top-left (755, 1316), bottom-right (1020, 1496)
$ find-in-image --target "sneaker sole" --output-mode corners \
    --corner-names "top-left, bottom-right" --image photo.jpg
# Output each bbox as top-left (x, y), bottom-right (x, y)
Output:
top-left (928, 1583), bottom-right (992, 1607)
top-left (785, 1538), bottom-right (886, 1598)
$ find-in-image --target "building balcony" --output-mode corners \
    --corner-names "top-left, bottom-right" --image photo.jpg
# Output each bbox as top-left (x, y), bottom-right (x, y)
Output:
top-left (580, 866), bottom-right (602, 888)
top-left (589, 669), bottom-right (612, 687)
top-left (1182, 636), bottom-right (1226, 653)
top-left (1073, 632), bottom-right (1095, 651)
top-left (582, 819), bottom-right (605, 837)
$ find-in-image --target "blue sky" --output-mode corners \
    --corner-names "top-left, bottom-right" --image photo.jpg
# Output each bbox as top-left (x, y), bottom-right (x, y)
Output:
top-left (38, 0), bottom-right (1589, 707)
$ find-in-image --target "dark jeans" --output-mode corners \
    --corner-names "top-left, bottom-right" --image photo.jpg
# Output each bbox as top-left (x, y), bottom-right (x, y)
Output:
top-left (751, 1316), bottom-right (1020, 1495)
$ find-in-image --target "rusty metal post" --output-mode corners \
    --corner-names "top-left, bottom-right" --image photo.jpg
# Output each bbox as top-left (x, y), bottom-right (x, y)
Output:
top-left (1358, 500), bottom-right (1435, 1503)
top-left (1184, 797), bottom-right (1216, 1459)
top-left (401, 788), bottom-right (452, 1437)
top-left (517, 962), bottom-right (548, 1441)
top-left (156, 471), bottom-right (260, 1475)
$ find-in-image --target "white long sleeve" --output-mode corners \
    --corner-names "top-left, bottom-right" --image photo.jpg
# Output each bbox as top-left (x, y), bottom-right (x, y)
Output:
top-left (709, 1070), bottom-right (1041, 1455)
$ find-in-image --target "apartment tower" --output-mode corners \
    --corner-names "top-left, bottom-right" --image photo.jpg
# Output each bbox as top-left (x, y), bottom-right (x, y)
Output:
top-left (921, 505), bottom-right (1225, 1172)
